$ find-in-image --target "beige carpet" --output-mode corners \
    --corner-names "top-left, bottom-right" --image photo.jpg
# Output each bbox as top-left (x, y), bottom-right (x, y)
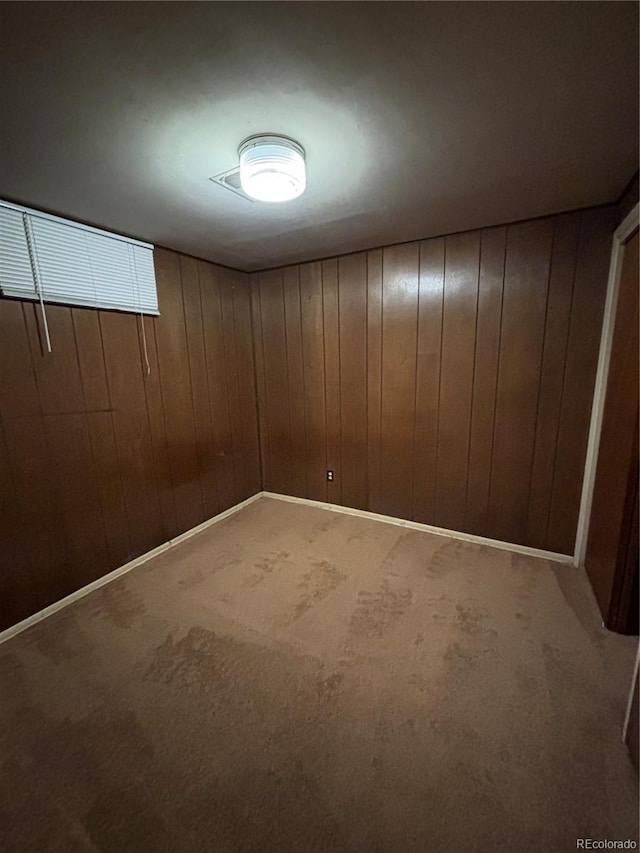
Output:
top-left (1, 496), bottom-right (638, 852)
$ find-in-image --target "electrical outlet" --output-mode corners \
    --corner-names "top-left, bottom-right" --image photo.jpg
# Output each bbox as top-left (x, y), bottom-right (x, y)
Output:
top-left (326, 470), bottom-right (334, 482)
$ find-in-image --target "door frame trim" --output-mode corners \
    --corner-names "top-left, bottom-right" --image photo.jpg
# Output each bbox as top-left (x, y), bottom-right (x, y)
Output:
top-left (574, 202), bottom-right (639, 568)
top-left (622, 642), bottom-right (640, 743)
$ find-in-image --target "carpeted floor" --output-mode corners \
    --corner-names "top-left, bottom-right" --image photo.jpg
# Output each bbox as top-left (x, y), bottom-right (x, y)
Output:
top-left (1, 496), bottom-right (638, 852)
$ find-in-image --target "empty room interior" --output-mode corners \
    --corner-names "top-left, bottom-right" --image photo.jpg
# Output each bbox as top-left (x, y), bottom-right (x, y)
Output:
top-left (1, 2), bottom-right (639, 850)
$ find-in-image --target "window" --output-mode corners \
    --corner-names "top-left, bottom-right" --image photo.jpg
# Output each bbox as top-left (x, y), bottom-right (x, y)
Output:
top-left (0, 200), bottom-right (159, 315)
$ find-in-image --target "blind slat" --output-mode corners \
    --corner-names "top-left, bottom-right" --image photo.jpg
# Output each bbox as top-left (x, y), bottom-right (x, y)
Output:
top-left (0, 202), bottom-right (158, 315)
top-left (0, 207), bottom-right (37, 297)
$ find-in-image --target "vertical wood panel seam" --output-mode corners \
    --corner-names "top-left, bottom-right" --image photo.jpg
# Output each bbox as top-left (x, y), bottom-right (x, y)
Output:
top-left (70, 311), bottom-right (111, 560)
top-left (97, 312), bottom-right (114, 413)
top-left (433, 239), bottom-right (447, 518)
top-left (178, 255), bottom-right (206, 521)
top-left (231, 273), bottom-right (251, 497)
top-left (321, 264), bottom-right (328, 490)
top-left (543, 212), bottom-right (583, 548)
top-left (258, 275), bottom-right (272, 489)
top-left (137, 316), bottom-right (167, 534)
top-left (235, 273), bottom-right (250, 495)
top-left (97, 310), bottom-right (133, 552)
top-left (23, 303), bottom-right (73, 561)
top-left (181, 257), bottom-right (208, 519)
top-left (296, 266), bottom-right (309, 498)
top-left (198, 261), bottom-right (221, 513)
top-left (223, 270), bottom-right (244, 503)
top-left (485, 228), bottom-right (509, 523)
top-left (410, 246), bottom-right (422, 520)
top-left (150, 313), bottom-right (178, 531)
top-left (337, 262), bottom-right (342, 502)
top-left (299, 269), bottom-right (311, 497)
top-left (248, 274), bottom-right (265, 490)
top-left (463, 237), bottom-right (483, 523)
top-left (337, 261), bottom-right (343, 497)
top-left (526, 223), bottom-right (555, 501)
top-left (524, 219), bottom-right (557, 536)
top-left (365, 252), bottom-right (370, 509)
top-left (378, 251), bottom-right (384, 515)
top-left (202, 267), bottom-right (228, 498)
top-left (218, 269), bottom-right (238, 503)
top-left (154, 259), bottom-right (183, 526)
top-left (281, 270), bottom-right (295, 490)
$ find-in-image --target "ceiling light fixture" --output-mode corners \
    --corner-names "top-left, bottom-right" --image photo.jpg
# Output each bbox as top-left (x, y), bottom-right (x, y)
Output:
top-left (238, 135), bottom-right (306, 203)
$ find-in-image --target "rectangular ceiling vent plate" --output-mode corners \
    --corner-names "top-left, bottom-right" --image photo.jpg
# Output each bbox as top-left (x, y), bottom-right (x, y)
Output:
top-left (209, 167), bottom-right (254, 202)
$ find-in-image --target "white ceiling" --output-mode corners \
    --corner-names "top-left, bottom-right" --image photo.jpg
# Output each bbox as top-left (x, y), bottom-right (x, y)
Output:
top-left (0, 2), bottom-right (637, 271)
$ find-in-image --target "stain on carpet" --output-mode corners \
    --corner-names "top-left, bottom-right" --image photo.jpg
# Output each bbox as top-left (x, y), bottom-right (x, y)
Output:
top-left (349, 578), bottom-right (413, 640)
top-left (176, 544), bottom-right (243, 590)
top-left (425, 594), bottom-right (450, 623)
top-left (1, 497), bottom-right (637, 852)
top-left (455, 602), bottom-right (497, 638)
top-left (88, 580), bottom-right (146, 629)
top-left (306, 514), bottom-right (343, 542)
top-left (19, 611), bottom-right (90, 664)
top-left (428, 540), bottom-right (469, 578)
top-left (443, 641), bottom-right (477, 675)
top-left (244, 550), bottom-right (291, 588)
top-left (511, 553), bottom-right (543, 602)
top-left (290, 560), bottom-right (347, 622)
top-left (316, 670), bottom-right (344, 701)
top-left (380, 531), bottom-right (431, 577)
top-left (144, 626), bottom-right (234, 693)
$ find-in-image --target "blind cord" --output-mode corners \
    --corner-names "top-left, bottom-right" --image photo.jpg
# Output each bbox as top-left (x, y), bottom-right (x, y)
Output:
top-left (23, 214), bottom-right (52, 353)
top-left (128, 244), bottom-right (150, 375)
top-left (139, 313), bottom-right (151, 376)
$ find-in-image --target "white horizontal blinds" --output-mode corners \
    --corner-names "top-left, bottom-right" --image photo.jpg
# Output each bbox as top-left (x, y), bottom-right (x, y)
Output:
top-left (131, 243), bottom-right (158, 314)
top-left (0, 200), bottom-right (158, 315)
top-left (24, 215), bottom-right (53, 352)
top-left (29, 216), bottom-right (159, 315)
top-left (0, 205), bottom-right (37, 298)
top-left (30, 215), bottom-right (98, 307)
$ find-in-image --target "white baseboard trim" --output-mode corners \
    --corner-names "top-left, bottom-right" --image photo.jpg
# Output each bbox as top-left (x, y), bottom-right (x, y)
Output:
top-left (1, 488), bottom-right (573, 646)
top-left (261, 491), bottom-right (574, 565)
top-left (0, 492), bottom-right (262, 647)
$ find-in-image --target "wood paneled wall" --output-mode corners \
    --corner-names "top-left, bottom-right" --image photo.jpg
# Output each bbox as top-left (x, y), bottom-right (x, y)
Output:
top-left (0, 202), bottom-right (619, 628)
top-left (251, 206), bottom-right (615, 554)
top-left (0, 248), bottom-right (260, 630)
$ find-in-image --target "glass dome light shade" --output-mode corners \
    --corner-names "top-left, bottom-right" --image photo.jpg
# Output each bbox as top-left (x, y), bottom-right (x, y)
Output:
top-left (238, 135), bottom-right (306, 203)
